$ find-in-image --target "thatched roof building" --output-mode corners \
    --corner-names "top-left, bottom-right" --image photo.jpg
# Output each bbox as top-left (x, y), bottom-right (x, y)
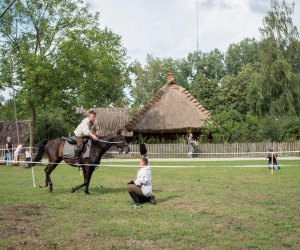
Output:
top-left (0, 120), bottom-right (31, 146)
top-left (78, 74), bottom-right (210, 141)
top-left (125, 75), bottom-right (210, 139)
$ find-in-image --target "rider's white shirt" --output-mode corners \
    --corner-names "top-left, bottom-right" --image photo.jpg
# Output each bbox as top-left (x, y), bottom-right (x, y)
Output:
top-left (74, 117), bottom-right (99, 137)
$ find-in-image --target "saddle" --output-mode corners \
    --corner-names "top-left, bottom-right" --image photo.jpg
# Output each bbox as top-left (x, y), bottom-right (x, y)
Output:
top-left (66, 136), bottom-right (89, 145)
top-left (63, 136), bottom-right (91, 160)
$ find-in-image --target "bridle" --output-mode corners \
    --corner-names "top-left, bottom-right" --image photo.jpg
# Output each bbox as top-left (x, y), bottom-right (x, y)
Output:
top-left (97, 138), bottom-right (124, 144)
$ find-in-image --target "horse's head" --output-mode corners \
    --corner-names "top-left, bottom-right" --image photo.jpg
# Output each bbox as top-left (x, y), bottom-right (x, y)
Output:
top-left (110, 129), bottom-right (131, 154)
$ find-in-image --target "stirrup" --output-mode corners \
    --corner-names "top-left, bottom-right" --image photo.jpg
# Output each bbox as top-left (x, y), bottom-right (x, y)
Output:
top-left (74, 159), bottom-right (81, 167)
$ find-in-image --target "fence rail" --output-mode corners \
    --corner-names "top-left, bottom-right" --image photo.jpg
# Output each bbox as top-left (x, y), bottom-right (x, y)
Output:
top-left (1, 142), bottom-right (300, 164)
top-left (105, 142), bottom-right (300, 159)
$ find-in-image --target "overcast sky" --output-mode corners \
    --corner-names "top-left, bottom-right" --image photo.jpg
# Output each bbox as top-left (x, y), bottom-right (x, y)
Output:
top-left (87, 0), bottom-right (300, 64)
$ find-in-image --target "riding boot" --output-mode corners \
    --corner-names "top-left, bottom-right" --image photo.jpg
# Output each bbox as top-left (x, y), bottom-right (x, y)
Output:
top-left (74, 149), bottom-right (82, 166)
top-left (128, 191), bottom-right (141, 206)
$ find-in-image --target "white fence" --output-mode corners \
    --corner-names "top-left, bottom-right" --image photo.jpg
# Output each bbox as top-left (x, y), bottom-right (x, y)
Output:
top-left (104, 142), bottom-right (300, 158)
top-left (1, 142), bottom-right (300, 163)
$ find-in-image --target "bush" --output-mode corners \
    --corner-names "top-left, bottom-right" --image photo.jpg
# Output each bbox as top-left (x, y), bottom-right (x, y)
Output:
top-left (34, 108), bottom-right (75, 142)
top-left (280, 116), bottom-right (300, 141)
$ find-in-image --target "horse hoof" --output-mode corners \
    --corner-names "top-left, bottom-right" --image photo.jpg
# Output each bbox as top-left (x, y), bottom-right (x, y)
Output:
top-left (49, 186), bottom-right (53, 193)
top-left (39, 184), bottom-right (47, 188)
top-left (71, 188), bottom-right (75, 193)
top-left (85, 191), bottom-right (90, 195)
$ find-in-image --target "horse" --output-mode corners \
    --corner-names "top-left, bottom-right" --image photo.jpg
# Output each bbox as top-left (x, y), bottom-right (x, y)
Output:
top-left (29, 130), bottom-right (130, 194)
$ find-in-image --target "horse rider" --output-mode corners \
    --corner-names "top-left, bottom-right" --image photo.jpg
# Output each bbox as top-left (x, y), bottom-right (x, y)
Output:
top-left (74, 110), bottom-right (99, 165)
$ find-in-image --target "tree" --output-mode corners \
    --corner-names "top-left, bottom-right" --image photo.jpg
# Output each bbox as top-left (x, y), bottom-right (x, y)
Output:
top-left (129, 55), bottom-right (185, 108)
top-left (225, 38), bottom-right (260, 75)
top-left (218, 64), bottom-right (256, 114)
top-left (183, 49), bottom-right (225, 83)
top-left (0, 0), bottom-right (129, 143)
top-left (181, 49), bottom-right (225, 111)
top-left (57, 26), bottom-right (130, 108)
top-left (189, 73), bottom-right (219, 112)
top-left (250, 0), bottom-right (300, 116)
top-left (34, 107), bottom-right (72, 142)
top-left (280, 116), bottom-right (300, 141)
top-left (201, 109), bottom-right (245, 143)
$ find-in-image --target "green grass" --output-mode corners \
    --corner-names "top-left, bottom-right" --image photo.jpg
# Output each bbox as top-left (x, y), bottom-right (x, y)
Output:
top-left (0, 160), bottom-right (299, 249)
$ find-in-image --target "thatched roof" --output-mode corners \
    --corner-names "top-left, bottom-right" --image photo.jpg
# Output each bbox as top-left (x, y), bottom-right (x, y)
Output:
top-left (0, 120), bottom-right (31, 145)
top-left (125, 80), bottom-right (210, 133)
top-left (76, 107), bottom-right (133, 137)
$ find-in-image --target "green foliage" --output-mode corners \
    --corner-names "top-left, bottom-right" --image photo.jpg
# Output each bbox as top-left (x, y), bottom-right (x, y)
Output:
top-left (218, 64), bottom-right (256, 114)
top-left (129, 56), bottom-right (186, 107)
top-left (0, 99), bottom-right (15, 120)
top-left (250, 0), bottom-right (300, 116)
top-left (0, 0), bottom-right (129, 144)
top-left (185, 49), bottom-right (225, 81)
top-left (201, 109), bottom-right (245, 143)
top-left (34, 108), bottom-right (77, 142)
top-left (225, 38), bottom-right (260, 75)
top-left (280, 116), bottom-right (300, 141)
top-left (189, 73), bottom-right (219, 112)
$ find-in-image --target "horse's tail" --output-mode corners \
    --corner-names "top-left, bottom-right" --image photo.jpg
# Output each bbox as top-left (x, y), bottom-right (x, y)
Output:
top-left (27, 139), bottom-right (48, 167)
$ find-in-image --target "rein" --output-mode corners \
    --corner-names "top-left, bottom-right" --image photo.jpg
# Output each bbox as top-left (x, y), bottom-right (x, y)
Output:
top-left (97, 139), bottom-right (124, 144)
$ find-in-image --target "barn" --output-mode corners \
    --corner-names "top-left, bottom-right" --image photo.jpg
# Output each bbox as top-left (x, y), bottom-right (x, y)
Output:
top-left (125, 74), bottom-right (210, 141)
top-left (81, 74), bottom-right (210, 142)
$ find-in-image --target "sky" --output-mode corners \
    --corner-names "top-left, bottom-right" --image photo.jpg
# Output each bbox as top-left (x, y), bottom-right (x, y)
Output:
top-left (1, 0), bottom-right (300, 101)
top-left (87, 0), bottom-right (300, 64)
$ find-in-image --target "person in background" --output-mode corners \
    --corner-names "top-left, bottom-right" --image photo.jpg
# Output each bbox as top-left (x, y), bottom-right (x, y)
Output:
top-left (73, 110), bottom-right (99, 165)
top-left (5, 137), bottom-right (13, 166)
top-left (127, 157), bottom-right (156, 208)
top-left (187, 133), bottom-right (197, 157)
top-left (13, 144), bottom-right (23, 165)
top-left (25, 147), bottom-right (32, 167)
top-left (267, 149), bottom-right (280, 170)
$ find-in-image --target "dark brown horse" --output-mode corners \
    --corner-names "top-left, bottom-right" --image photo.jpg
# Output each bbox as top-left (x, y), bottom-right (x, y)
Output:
top-left (29, 130), bottom-right (130, 194)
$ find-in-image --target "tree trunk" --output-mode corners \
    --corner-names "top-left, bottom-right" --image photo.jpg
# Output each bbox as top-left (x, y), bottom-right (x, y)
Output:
top-left (29, 101), bottom-right (36, 146)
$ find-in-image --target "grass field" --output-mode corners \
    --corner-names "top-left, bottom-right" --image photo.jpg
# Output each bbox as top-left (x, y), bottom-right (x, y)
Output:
top-left (0, 159), bottom-right (299, 249)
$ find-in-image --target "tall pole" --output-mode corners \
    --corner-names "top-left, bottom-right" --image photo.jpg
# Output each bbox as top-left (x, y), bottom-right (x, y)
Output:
top-left (9, 44), bottom-right (20, 144)
top-left (196, 0), bottom-right (199, 53)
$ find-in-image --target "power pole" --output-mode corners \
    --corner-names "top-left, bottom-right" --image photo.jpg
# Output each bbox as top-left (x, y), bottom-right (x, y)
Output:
top-left (196, 0), bottom-right (199, 53)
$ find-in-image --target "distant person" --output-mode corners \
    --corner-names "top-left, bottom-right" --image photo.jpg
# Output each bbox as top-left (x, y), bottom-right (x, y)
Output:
top-left (267, 149), bottom-right (280, 170)
top-left (5, 137), bottom-right (13, 166)
top-left (127, 157), bottom-right (156, 208)
top-left (187, 133), bottom-right (197, 157)
top-left (25, 148), bottom-right (32, 167)
top-left (73, 110), bottom-right (99, 165)
top-left (14, 144), bottom-right (23, 165)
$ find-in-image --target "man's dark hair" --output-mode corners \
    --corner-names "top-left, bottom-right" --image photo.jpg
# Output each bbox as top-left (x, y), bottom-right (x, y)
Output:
top-left (140, 143), bottom-right (147, 155)
top-left (141, 157), bottom-right (148, 166)
top-left (89, 110), bottom-right (96, 116)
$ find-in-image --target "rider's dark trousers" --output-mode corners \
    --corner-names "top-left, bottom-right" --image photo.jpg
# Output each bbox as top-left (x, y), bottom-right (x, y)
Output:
top-left (75, 136), bottom-right (84, 151)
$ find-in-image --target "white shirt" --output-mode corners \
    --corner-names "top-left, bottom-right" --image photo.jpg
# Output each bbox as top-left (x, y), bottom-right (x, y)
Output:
top-left (25, 150), bottom-right (31, 158)
top-left (14, 144), bottom-right (23, 157)
top-left (74, 117), bottom-right (99, 137)
top-left (134, 165), bottom-right (153, 197)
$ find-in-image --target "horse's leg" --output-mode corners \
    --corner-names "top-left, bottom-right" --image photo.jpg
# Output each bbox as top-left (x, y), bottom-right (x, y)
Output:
top-left (40, 164), bottom-right (51, 188)
top-left (71, 166), bottom-right (95, 194)
top-left (71, 167), bottom-right (88, 193)
top-left (43, 159), bottom-right (61, 192)
top-left (84, 166), bottom-right (96, 195)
